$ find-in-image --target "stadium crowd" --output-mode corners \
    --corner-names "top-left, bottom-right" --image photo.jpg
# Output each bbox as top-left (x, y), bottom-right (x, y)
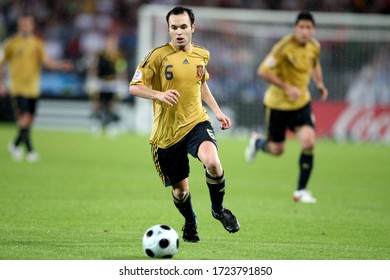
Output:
top-left (0, 0), bottom-right (389, 106)
top-left (0, 0), bottom-right (138, 85)
top-left (1, 0), bottom-right (388, 70)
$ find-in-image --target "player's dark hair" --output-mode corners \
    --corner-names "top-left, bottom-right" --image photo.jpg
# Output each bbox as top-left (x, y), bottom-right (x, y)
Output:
top-left (295, 11), bottom-right (315, 26)
top-left (166, 6), bottom-right (195, 26)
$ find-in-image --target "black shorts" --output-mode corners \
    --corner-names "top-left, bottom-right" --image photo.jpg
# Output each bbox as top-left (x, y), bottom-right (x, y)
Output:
top-left (151, 121), bottom-right (217, 187)
top-left (265, 102), bottom-right (315, 143)
top-left (13, 96), bottom-right (38, 115)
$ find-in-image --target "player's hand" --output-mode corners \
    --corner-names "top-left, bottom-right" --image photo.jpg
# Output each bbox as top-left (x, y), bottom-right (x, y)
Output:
top-left (216, 112), bottom-right (231, 130)
top-left (62, 61), bottom-right (74, 72)
top-left (285, 85), bottom-right (301, 100)
top-left (318, 85), bottom-right (328, 101)
top-left (159, 89), bottom-right (180, 106)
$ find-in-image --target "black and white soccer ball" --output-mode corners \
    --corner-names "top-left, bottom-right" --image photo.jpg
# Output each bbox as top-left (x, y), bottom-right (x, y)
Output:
top-left (142, 224), bottom-right (179, 258)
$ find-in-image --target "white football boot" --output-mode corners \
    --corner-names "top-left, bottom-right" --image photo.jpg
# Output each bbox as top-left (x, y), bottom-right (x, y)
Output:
top-left (293, 189), bottom-right (317, 204)
top-left (245, 132), bottom-right (260, 163)
top-left (8, 143), bottom-right (23, 161)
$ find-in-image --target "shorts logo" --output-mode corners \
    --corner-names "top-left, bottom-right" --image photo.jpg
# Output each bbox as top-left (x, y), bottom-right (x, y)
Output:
top-left (207, 128), bottom-right (215, 140)
top-left (196, 65), bottom-right (204, 79)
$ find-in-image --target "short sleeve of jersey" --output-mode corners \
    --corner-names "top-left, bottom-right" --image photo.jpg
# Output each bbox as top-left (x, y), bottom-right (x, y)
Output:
top-left (130, 49), bottom-right (159, 86)
top-left (130, 44), bottom-right (176, 88)
top-left (258, 36), bottom-right (289, 73)
top-left (2, 39), bottom-right (12, 62)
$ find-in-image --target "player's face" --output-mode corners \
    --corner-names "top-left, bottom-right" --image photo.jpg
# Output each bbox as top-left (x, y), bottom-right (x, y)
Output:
top-left (294, 20), bottom-right (315, 45)
top-left (168, 12), bottom-right (195, 51)
top-left (18, 16), bottom-right (35, 36)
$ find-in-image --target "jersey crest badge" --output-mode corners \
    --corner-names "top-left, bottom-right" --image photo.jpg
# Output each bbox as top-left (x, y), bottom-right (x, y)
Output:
top-left (196, 65), bottom-right (204, 78)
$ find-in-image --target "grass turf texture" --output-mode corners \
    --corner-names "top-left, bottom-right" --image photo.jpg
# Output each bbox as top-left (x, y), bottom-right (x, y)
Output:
top-left (1, 123), bottom-right (389, 260)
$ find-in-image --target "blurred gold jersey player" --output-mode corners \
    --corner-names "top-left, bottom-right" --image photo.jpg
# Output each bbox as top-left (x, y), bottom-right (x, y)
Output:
top-left (262, 34), bottom-right (320, 111)
top-left (0, 14), bottom-right (72, 162)
top-left (130, 6), bottom-right (239, 242)
top-left (245, 11), bottom-right (328, 203)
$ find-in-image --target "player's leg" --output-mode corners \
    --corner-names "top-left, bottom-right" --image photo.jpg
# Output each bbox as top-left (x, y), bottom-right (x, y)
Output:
top-left (103, 92), bottom-right (120, 136)
top-left (151, 143), bottom-right (199, 242)
top-left (192, 122), bottom-right (239, 233)
top-left (246, 106), bottom-right (286, 162)
top-left (292, 125), bottom-right (316, 203)
top-left (296, 125), bottom-right (315, 189)
top-left (172, 179), bottom-right (199, 242)
top-left (9, 97), bottom-right (38, 161)
top-left (89, 93), bottom-right (100, 120)
top-left (22, 98), bottom-right (39, 162)
top-left (101, 92), bottom-right (118, 125)
top-left (107, 93), bottom-right (120, 123)
top-left (8, 97), bottom-right (24, 160)
top-left (197, 140), bottom-right (224, 211)
top-left (198, 140), bottom-right (240, 233)
top-left (88, 93), bottom-right (103, 135)
top-left (292, 103), bottom-right (317, 203)
top-left (100, 93), bottom-right (109, 127)
top-left (245, 132), bottom-right (264, 160)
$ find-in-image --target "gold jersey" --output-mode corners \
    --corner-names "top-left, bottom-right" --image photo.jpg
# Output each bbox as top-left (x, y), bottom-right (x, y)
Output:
top-left (259, 34), bottom-right (321, 110)
top-left (2, 34), bottom-right (46, 98)
top-left (130, 42), bottom-right (211, 148)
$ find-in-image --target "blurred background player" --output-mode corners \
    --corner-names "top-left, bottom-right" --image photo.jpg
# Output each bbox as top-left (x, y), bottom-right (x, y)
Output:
top-left (0, 14), bottom-right (73, 162)
top-left (130, 6), bottom-right (240, 242)
top-left (85, 34), bottom-right (128, 136)
top-left (245, 11), bottom-right (328, 203)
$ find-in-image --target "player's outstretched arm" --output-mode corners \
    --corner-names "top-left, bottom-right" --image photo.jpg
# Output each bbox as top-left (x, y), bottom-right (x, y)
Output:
top-left (43, 56), bottom-right (73, 72)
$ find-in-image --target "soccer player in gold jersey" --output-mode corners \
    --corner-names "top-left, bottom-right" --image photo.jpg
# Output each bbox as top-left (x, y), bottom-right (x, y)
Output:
top-left (245, 11), bottom-right (328, 203)
top-left (130, 6), bottom-right (239, 242)
top-left (0, 14), bottom-right (73, 162)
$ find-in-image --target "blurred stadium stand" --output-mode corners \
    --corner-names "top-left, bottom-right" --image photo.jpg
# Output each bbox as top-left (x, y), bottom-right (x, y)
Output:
top-left (1, 1), bottom-right (389, 138)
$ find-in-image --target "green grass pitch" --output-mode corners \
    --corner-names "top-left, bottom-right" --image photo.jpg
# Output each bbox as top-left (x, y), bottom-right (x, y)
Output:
top-left (1, 123), bottom-right (389, 260)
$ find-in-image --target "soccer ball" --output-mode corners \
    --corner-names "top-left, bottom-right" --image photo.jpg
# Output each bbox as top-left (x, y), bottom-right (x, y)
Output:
top-left (142, 224), bottom-right (179, 258)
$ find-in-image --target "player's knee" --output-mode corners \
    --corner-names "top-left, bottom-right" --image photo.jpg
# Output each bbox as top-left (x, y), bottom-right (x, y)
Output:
top-left (270, 145), bottom-right (284, 156)
top-left (273, 149), bottom-right (284, 156)
top-left (302, 139), bottom-right (315, 151)
top-left (19, 114), bottom-right (33, 127)
top-left (172, 179), bottom-right (189, 198)
top-left (205, 160), bottom-right (222, 177)
top-left (172, 189), bottom-right (188, 200)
